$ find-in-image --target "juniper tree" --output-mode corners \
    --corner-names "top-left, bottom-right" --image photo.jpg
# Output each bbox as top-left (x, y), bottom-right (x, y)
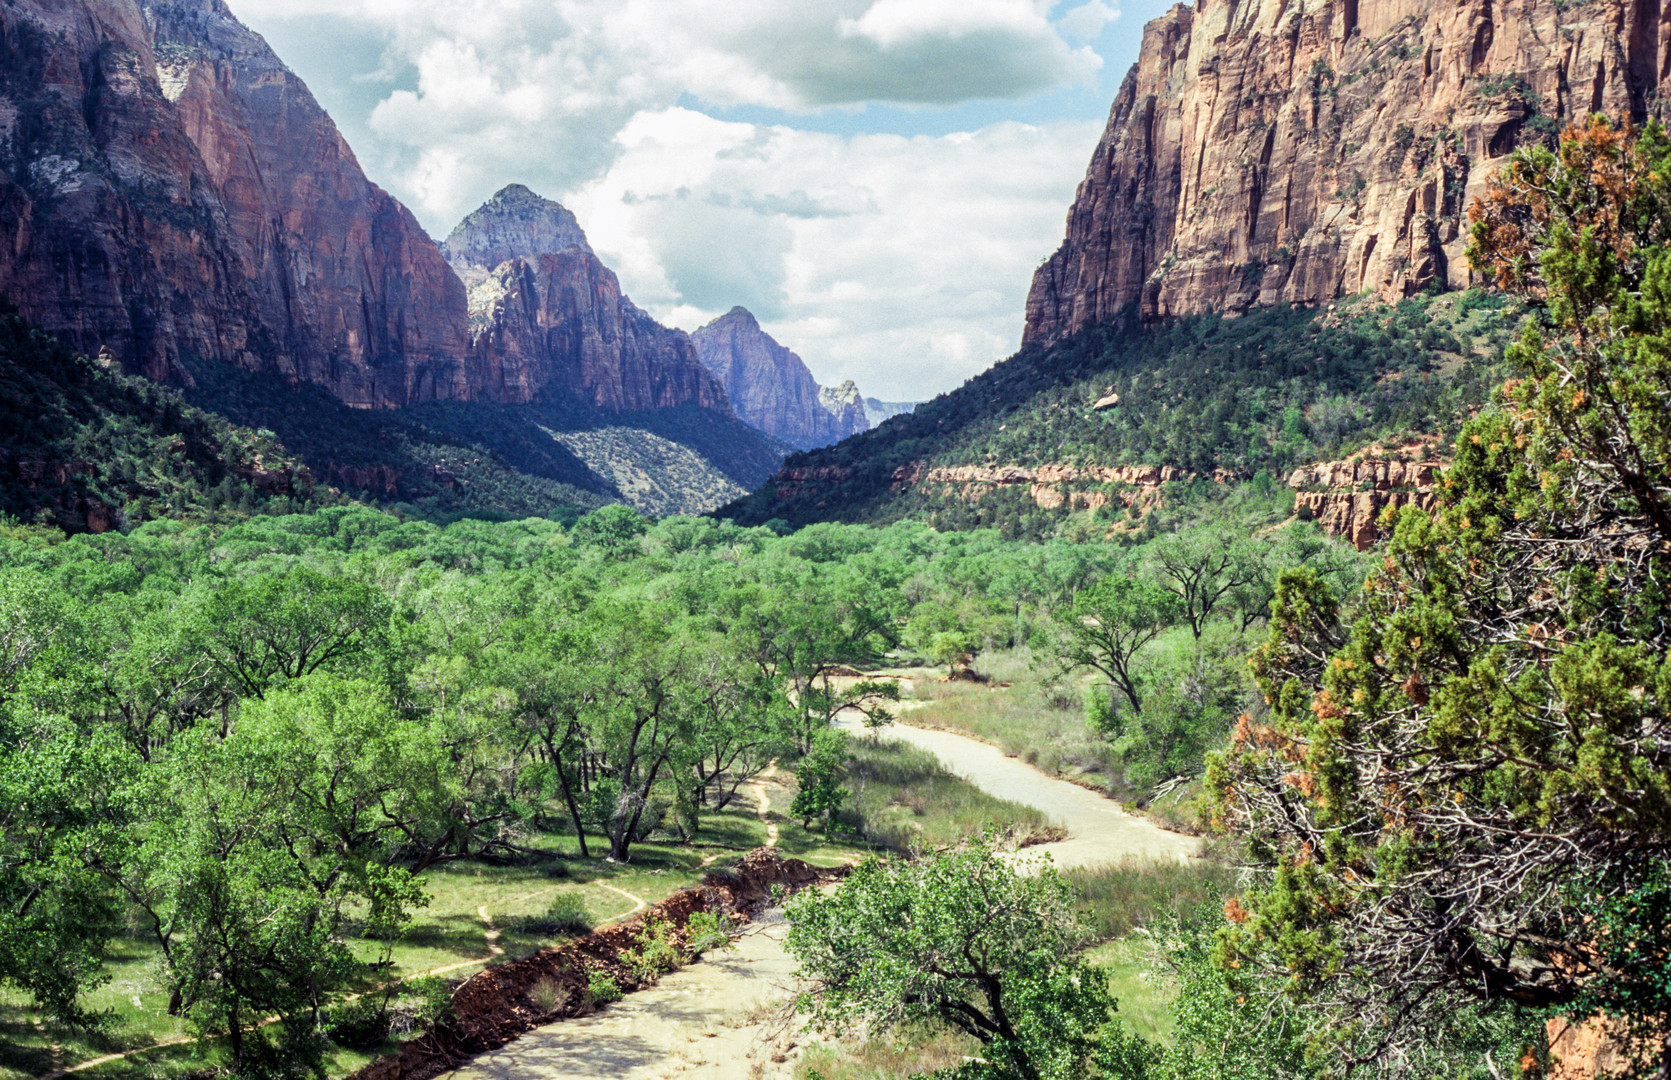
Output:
top-left (1212, 118), bottom-right (1671, 1077)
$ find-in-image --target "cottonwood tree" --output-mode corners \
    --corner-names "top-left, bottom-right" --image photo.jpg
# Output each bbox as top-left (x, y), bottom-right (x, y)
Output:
top-left (785, 838), bottom-right (1140, 1080)
top-left (1213, 118), bottom-right (1671, 1077)
top-left (1053, 575), bottom-right (1183, 715)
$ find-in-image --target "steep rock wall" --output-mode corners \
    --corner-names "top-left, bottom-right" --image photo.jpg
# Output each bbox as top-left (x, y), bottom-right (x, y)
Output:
top-left (1026, 0), bottom-right (1665, 343)
top-left (443, 188), bottom-right (731, 413)
top-left (144, 0), bottom-right (473, 408)
top-left (691, 307), bottom-right (869, 450)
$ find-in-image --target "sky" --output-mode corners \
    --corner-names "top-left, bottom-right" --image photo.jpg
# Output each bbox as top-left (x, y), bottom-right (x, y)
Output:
top-left (226, 0), bottom-right (1174, 402)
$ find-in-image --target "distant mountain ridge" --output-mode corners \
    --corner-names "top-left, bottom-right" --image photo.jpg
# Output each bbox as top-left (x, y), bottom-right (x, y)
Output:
top-left (690, 307), bottom-right (870, 450)
top-left (863, 398), bottom-right (919, 427)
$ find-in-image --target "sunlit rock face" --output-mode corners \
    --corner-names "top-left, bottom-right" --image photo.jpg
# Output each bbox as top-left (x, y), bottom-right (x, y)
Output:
top-left (691, 307), bottom-right (870, 450)
top-left (442, 187), bottom-right (733, 413)
top-left (0, 0), bottom-right (734, 417)
top-left (1025, 0), bottom-right (1662, 344)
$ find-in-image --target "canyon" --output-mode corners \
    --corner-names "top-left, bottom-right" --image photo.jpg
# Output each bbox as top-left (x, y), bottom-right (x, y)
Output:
top-left (0, 0), bottom-right (750, 430)
top-left (1025, 0), bottom-right (1667, 343)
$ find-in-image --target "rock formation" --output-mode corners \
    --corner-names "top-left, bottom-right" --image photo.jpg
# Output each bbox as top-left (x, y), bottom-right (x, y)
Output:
top-left (442, 189), bottom-right (731, 412)
top-left (0, 0), bottom-right (474, 405)
top-left (818, 382), bottom-right (869, 444)
top-left (1025, 0), bottom-right (1667, 344)
top-left (1287, 454), bottom-right (1441, 549)
top-left (691, 308), bottom-right (870, 450)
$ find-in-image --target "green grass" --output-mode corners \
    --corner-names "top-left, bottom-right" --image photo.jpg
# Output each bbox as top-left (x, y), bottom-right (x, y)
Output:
top-left (835, 734), bottom-right (1061, 852)
top-left (1062, 858), bottom-right (1237, 943)
top-left (895, 650), bottom-right (1126, 795)
top-left (1085, 936), bottom-right (1177, 1044)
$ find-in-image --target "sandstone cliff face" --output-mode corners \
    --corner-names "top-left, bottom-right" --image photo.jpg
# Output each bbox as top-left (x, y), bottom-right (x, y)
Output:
top-left (145, 0), bottom-right (472, 407)
top-left (1026, 0), bottom-right (1666, 343)
top-left (0, 0), bottom-right (474, 406)
top-left (690, 307), bottom-right (870, 450)
top-left (0, 0), bottom-right (263, 385)
top-left (1287, 454), bottom-right (1441, 549)
top-left (443, 188), bottom-right (731, 413)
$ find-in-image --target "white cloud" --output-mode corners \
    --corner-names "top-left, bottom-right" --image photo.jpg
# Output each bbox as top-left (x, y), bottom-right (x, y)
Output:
top-left (1059, 1), bottom-right (1121, 40)
top-left (224, 1), bottom-right (1110, 399)
top-left (567, 109), bottom-right (1102, 400)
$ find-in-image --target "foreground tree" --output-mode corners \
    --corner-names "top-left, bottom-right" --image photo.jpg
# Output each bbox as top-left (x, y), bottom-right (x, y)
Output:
top-left (785, 838), bottom-right (1140, 1080)
top-left (1214, 117), bottom-right (1671, 1076)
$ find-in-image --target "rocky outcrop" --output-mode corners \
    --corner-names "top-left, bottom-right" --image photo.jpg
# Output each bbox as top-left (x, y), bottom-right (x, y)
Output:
top-left (1026, 0), bottom-right (1665, 344)
top-left (441, 184), bottom-right (592, 292)
top-left (1288, 455), bottom-right (1441, 549)
top-left (818, 381), bottom-right (869, 444)
top-left (895, 462), bottom-right (1235, 513)
top-left (691, 308), bottom-right (870, 450)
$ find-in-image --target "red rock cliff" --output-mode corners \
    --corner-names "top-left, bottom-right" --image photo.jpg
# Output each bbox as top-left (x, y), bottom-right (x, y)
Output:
top-left (0, 0), bottom-right (476, 406)
top-left (1025, 0), bottom-right (1665, 344)
top-left (0, 1), bottom-right (737, 421)
top-left (443, 187), bottom-right (731, 413)
top-left (144, 0), bottom-right (473, 408)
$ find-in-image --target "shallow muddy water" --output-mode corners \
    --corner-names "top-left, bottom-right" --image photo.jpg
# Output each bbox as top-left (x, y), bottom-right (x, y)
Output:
top-left (837, 713), bottom-right (1203, 870)
top-left (442, 718), bottom-right (1201, 1079)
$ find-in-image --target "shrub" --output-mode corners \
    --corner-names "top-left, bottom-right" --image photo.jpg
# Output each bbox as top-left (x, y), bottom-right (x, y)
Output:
top-left (528, 976), bottom-right (570, 1015)
top-left (586, 973), bottom-right (622, 1005)
top-left (620, 918), bottom-right (684, 983)
top-left (517, 893), bottom-right (593, 937)
top-left (684, 911), bottom-right (737, 955)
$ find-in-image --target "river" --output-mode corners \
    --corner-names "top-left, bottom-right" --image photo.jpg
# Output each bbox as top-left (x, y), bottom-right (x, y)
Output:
top-left (442, 717), bottom-right (1201, 1080)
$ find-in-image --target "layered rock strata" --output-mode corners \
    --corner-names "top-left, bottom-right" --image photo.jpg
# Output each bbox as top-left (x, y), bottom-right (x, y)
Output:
top-left (770, 460), bottom-right (1234, 511)
top-left (1287, 455), bottom-right (1441, 549)
top-left (442, 189), bottom-right (730, 411)
top-left (691, 307), bottom-right (870, 449)
top-left (1026, 0), bottom-right (1667, 343)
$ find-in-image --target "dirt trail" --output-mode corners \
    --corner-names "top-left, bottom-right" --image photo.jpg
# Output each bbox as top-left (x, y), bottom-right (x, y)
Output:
top-left (441, 771), bottom-right (805, 1080)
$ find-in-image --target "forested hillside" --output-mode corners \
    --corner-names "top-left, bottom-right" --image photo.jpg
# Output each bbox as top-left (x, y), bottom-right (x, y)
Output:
top-left (0, 306), bottom-right (336, 532)
top-left (724, 290), bottom-right (1522, 535)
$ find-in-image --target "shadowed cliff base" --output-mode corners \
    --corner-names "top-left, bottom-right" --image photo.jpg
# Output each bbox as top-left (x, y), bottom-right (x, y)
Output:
top-left (185, 361), bottom-right (791, 520)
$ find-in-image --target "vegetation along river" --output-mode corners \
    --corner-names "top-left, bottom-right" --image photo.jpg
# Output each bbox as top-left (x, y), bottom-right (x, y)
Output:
top-left (443, 716), bottom-right (1203, 1080)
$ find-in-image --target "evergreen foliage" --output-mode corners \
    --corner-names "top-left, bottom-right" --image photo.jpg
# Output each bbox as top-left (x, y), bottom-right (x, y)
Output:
top-left (1214, 117), bottom-right (1671, 1076)
top-left (0, 304), bottom-right (334, 531)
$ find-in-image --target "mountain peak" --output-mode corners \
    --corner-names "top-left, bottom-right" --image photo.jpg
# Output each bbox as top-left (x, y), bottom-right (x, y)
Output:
top-left (441, 185), bottom-right (593, 274)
